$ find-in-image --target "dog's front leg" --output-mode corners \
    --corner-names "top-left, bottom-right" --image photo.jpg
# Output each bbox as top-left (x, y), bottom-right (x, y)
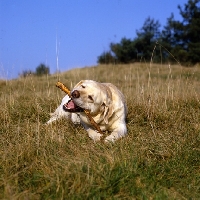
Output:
top-left (46, 95), bottom-right (74, 124)
top-left (88, 129), bottom-right (102, 142)
top-left (46, 105), bottom-right (70, 124)
top-left (82, 123), bottom-right (102, 141)
top-left (105, 124), bottom-right (127, 142)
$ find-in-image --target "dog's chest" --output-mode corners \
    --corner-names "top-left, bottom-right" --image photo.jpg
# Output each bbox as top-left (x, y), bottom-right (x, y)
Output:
top-left (79, 113), bottom-right (108, 129)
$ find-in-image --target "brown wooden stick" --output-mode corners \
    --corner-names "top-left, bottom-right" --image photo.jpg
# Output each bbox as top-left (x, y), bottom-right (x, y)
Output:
top-left (56, 81), bottom-right (103, 135)
top-left (56, 81), bottom-right (71, 97)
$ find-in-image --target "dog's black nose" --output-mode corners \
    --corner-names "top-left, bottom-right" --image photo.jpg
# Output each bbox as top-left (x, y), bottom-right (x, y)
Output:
top-left (71, 90), bottom-right (80, 98)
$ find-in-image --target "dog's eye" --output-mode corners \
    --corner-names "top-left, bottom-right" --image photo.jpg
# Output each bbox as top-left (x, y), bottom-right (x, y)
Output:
top-left (88, 95), bottom-right (93, 101)
top-left (81, 85), bottom-right (85, 88)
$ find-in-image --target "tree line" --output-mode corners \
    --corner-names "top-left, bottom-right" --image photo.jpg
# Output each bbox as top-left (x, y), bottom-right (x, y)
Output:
top-left (19, 63), bottom-right (50, 78)
top-left (97, 0), bottom-right (200, 66)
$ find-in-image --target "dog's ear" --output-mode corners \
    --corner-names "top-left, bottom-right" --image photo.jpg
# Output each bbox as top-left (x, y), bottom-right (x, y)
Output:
top-left (74, 80), bottom-right (84, 88)
top-left (102, 103), bottom-right (113, 124)
top-left (100, 87), bottom-right (113, 124)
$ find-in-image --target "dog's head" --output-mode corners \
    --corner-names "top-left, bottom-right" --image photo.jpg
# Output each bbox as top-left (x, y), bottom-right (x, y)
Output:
top-left (63, 80), bottom-right (113, 123)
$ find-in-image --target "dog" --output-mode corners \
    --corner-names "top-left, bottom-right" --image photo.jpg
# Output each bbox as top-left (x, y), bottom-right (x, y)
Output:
top-left (47, 80), bottom-right (127, 142)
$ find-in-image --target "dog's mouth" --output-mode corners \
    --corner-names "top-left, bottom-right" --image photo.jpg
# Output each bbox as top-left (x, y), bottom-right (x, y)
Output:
top-left (63, 99), bottom-right (84, 113)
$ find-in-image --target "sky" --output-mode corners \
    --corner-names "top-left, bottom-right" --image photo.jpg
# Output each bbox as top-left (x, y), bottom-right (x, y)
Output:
top-left (0, 0), bottom-right (188, 79)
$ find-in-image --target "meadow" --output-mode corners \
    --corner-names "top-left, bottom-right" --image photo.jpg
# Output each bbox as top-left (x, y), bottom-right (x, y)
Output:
top-left (0, 63), bottom-right (199, 199)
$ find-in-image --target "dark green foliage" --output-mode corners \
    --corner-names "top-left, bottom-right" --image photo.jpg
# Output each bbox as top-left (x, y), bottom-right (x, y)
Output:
top-left (97, 51), bottom-right (115, 64)
top-left (134, 17), bottom-right (162, 62)
top-left (19, 63), bottom-right (50, 78)
top-left (181, 0), bottom-right (200, 64)
top-left (35, 63), bottom-right (50, 76)
top-left (19, 70), bottom-right (34, 78)
top-left (98, 18), bottom-right (161, 64)
top-left (98, 0), bottom-right (200, 65)
top-left (110, 38), bottom-right (137, 63)
top-left (163, 0), bottom-right (200, 65)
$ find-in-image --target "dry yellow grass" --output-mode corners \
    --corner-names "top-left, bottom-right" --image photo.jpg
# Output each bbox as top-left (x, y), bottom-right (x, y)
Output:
top-left (0, 63), bottom-right (199, 199)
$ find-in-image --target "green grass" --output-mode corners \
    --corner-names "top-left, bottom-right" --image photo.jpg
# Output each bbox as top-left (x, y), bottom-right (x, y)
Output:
top-left (0, 63), bottom-right (200, 199)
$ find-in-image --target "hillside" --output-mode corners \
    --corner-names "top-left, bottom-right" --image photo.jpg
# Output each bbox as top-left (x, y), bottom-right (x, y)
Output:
top-left (0, 63), bottom-right (200, 199)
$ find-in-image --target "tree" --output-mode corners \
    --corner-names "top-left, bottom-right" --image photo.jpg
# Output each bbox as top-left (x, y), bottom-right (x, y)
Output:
top-left (35, 63), bottom-right (50, 76)
top-left (162, 14), bottom-right (176, 50)
top-left (97, 0), bottom-right (200, 65)
top-left (136, 17), bottom-right (161, 40)
top-left (161, 13), bottom-right (186, 63)
top-left (97, 51), bottom-right (115, 64)
top-left (179, 0), bottom-right (200, 64)
top-left (97, 18), bottom-right (162, 64)
top-left (19, 70), bottom-right (34, 78)
top-left (110, 38), bottom-right (137, 63)
top-left (161, 0), bottom-right (200, 65)
top-left (134, 17), bottom-right (161, 61)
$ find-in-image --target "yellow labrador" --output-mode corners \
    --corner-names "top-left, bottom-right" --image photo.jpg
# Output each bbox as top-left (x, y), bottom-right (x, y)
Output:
top-left (47, 80), bottom-right (127, 142)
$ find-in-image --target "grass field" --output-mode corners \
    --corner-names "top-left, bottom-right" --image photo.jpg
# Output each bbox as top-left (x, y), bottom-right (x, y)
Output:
top-left (0, 63), bottom-right (200, 199)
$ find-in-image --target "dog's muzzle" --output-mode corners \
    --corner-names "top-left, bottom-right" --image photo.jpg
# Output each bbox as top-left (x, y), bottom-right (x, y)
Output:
top-left (63, 97), bottom-right (84, 113)
top-left (71, 90), bottom-right (80, 98)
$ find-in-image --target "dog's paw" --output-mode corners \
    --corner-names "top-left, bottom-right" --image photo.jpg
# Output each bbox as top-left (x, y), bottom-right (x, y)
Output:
top-left (104, 135), bottom-right (116, 143)
top-left (88, 131), bottom-right (102, 142)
